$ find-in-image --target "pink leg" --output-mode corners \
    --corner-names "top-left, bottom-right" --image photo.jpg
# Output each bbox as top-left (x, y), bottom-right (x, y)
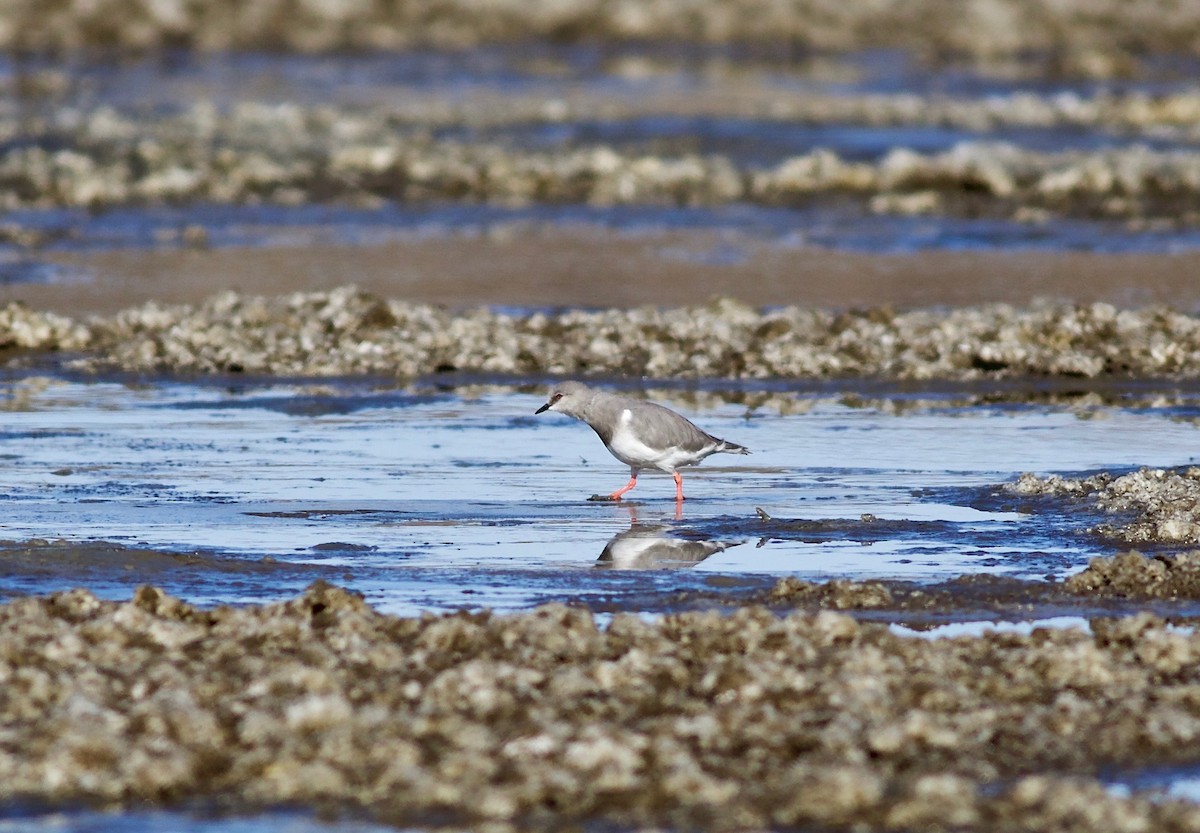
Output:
top-left (608, 471), bottom-right (638, 500)
top-left (673, 471), bottom-right (685, 503)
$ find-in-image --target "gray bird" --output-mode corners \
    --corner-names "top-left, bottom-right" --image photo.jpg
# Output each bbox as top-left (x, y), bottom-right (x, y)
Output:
top-left (597, 523), bottom-right (738, 568)
top-left (535, 381), bottom-right (750, 501)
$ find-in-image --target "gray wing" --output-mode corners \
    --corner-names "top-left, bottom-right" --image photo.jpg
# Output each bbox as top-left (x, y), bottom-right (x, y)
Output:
top-left (597, 525), bottom-right (729, 568)
top-left (626, 400), bottom-right (721, 452)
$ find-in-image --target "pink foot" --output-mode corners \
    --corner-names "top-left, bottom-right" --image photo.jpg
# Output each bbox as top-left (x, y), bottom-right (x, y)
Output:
top-left (609, 474), bottom-right (638, 500)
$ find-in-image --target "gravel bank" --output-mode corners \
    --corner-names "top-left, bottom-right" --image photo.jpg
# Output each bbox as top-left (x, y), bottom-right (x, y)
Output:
top-left (4, 582), bottom-right (1200, 832)
top-left (3, 0), bottom-right (1197, 79)
top-left (1009, 468), bottom-right (1200, 546)
top-left (6, 287), bottom-right (1200, 380)
top-left (3, 102), bottom-right (1200, 223)
top-left (757, 551), bottom-right (1200, 612)
top-left (1065, 551), bottom-right (1200, 599)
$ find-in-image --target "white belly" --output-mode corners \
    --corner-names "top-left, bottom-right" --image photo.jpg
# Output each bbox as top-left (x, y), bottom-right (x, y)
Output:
top-left (606, 409), bottom-right (709, 472)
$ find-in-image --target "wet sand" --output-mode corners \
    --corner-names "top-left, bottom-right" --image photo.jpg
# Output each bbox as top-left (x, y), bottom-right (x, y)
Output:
top-left (19, 234), bottom-right (1200, 315)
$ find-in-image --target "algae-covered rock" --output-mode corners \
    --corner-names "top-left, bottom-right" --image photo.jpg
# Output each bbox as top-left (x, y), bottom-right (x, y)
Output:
top-left (4, 583), bottom-right (1200, 831)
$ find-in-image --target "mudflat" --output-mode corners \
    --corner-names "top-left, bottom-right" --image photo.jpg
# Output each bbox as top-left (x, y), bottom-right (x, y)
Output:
top-left (18, 232), bottom-right (1200, 315)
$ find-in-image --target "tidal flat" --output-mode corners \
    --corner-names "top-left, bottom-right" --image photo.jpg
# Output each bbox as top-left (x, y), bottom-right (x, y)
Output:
top-left (6, 4), bottom-right (1200, 829)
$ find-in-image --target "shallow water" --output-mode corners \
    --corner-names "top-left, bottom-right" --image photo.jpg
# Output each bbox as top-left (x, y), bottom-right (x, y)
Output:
top-left (3, 374), bottom-right (1198, 615)
top-left (7, 40), bottom-right (1200, 832)
top-left (0, 808), bottom-right (395, 833)
top-left (4, 45), bottom-right (1200, 278)
top-left (443, 117), bottom-right (1193, 165)
top-left (11, 202), bottom-right (1200, 279)
top-left (8, 374), bottom-right (1200, 823)
top-left (12, 47), bottom-right (1200, 109)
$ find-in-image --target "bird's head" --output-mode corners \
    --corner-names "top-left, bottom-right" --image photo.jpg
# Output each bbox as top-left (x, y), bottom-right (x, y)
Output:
top-left (535, 381), bottom-right (589, 416)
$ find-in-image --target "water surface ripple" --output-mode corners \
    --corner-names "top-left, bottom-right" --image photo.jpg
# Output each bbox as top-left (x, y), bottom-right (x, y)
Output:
top-left (3, 376), bottom-right (1197, 615)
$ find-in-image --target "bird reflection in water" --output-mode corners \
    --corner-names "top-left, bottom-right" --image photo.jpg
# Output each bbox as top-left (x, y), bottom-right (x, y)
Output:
top-left (596, 504), bottom-right (740, 569)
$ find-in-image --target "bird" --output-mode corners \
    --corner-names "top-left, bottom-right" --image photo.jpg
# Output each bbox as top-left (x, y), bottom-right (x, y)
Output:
top-left (597, 523), bottom-right (738, 568)
top-left (534, 381), bottom-right (749, 502)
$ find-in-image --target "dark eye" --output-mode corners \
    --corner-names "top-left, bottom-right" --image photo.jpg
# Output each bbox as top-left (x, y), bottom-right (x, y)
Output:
top-left (552, 393), bottom-right (563, 402)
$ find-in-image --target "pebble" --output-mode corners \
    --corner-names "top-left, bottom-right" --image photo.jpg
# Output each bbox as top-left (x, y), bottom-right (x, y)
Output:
top-left (4, 581), bottom-right (1200, 831)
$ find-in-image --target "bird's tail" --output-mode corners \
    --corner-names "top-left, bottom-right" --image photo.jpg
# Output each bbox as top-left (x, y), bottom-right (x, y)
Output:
top-left (716, 439), bottom-right (750, 455)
